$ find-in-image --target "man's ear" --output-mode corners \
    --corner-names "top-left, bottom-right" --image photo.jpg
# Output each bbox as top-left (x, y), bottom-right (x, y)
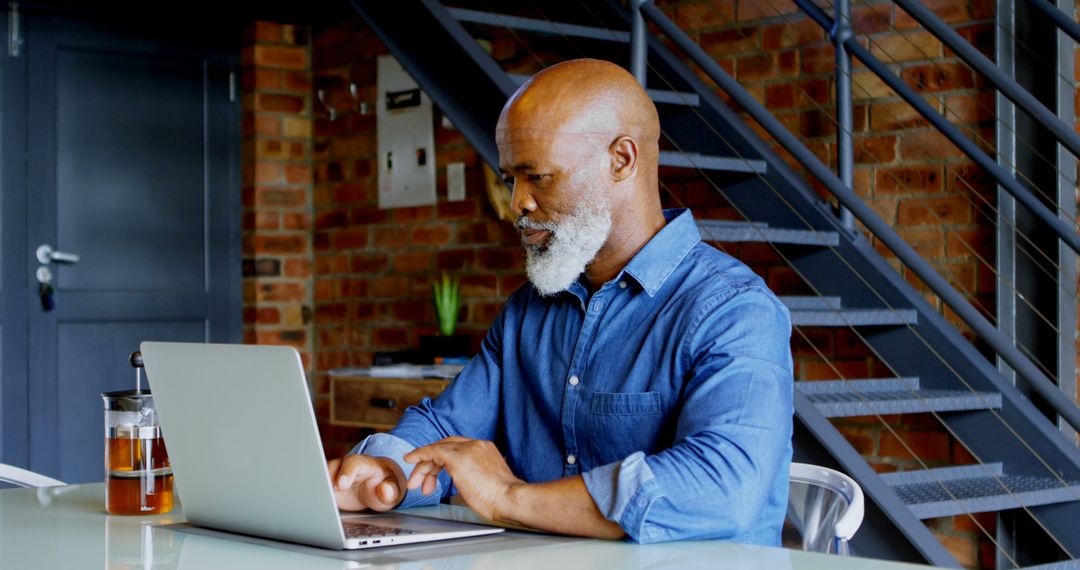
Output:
top-left (609, 136), bottom-right (638, 182)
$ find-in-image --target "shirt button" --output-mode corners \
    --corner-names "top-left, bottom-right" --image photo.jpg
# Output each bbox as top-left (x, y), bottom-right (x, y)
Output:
top-left (566, 455), bottom-right (577, 465)
top-left (619, 281), bottom-right (627, 289)
top-left (569, 375), bottom-right (580, 386)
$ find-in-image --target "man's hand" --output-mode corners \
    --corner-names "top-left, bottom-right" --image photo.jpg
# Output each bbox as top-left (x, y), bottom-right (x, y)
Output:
top-left (326, 454), bottom-right (406, 512)
top-left (403, 437), bottom-right (524, 521)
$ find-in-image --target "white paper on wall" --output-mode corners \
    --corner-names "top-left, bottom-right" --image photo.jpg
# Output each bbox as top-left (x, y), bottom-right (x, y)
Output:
top-left (376, 56), bottom-right (436, 209)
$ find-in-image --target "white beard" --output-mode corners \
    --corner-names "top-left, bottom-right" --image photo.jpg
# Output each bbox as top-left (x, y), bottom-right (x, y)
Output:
top-left (518, 200), bottom-right (612, 297)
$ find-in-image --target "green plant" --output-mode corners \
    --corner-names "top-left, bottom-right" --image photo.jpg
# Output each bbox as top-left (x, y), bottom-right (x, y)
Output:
top-left (432, 271), bottom-right (461, 336)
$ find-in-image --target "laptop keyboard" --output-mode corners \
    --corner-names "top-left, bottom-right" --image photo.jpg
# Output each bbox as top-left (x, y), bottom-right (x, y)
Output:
top-left (343, 520), bottom-right (419, 539)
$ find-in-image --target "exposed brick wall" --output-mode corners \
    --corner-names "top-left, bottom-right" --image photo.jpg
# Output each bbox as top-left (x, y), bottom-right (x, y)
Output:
top-left (308, 21), bottom-right (524, 457)
top-left (241, 22), bottom-right (315, 374)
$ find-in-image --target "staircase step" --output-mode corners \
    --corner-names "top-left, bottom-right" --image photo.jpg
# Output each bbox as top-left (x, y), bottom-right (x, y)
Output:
top-left (658, 150), bottom-right (767, 174)
top-left (695, 220), bottom-right (839, 246)
top-left (508, 74), bottom-right (700, 107)
top-left (448, 8), bottom-right (628, 42)
top-left (796, 378), bottom-right (1003, 417)
top-left (776, 297), bottom-right (918, 326)
top-left (881, 464), bottom-right (1080, 519)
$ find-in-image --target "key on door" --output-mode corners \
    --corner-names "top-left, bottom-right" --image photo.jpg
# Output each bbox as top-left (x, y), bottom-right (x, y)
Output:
top-left (36, 266), bottom-right (55, 312)
top-left (39, 283), bottom-right (55, 311)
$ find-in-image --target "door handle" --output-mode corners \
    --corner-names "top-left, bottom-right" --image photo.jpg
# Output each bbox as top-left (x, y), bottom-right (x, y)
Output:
top-left (36, 244), bottom-right (80, 264)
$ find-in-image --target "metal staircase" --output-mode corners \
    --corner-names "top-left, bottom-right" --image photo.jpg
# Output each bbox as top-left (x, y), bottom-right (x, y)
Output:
top-left (349, 0), bottom-right (1080, 566)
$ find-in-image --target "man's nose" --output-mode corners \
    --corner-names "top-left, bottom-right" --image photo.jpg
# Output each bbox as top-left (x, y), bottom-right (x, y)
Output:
top-left (510, 183), bottom-right (536, 215)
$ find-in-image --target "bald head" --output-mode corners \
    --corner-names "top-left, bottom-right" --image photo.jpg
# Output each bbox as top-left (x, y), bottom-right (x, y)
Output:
top-left (497, 59), bottom-right (659, 149)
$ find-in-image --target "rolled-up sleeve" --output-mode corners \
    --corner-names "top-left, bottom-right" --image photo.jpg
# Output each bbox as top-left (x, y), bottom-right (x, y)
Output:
top-left (348, 298), bottom-right (510, 508)
top-left (582, 286), bottom-right (794, 544)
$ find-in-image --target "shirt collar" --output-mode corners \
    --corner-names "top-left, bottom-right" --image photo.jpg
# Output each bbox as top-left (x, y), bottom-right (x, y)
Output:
top-left (622, 209), bottom-right (701, 297)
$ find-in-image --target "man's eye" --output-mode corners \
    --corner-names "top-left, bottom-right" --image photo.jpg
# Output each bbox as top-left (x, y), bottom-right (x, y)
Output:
top-left (502, 176), bottom-right (514, 187)
top-left (528, 174), bottom-right (549, 183)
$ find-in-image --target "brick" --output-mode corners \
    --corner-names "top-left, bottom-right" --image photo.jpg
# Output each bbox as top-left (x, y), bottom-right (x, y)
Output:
top-left (436, 249), bottom-right (474, 271)
top-left (943, 92), bottom-right (994, 125)
top-left (737, 0), bottom-right (798, 21)
top-left (315, 254), bottom-right (349, 275)
top-left (673, 2), bottom-right (735, 30)
top-left (353, 301), bottom-right (378, 321)
top-left (765, 83), bottom-right (797, 110)
top-left (254, 306), bottom-right (280, 326)
top-left (250, 211), bottom-right (280, 230)
top-left (372, 277), bottom-right (409, 297)
top-left (476, 248), bottom-right (523, 271)
top-left (835, 425), bottom-right (876, 455)
top-left (735, 53), bottom-right (780, 82)
top-left (392, 300), bottom-right (430, 322)
top-left (331, 227), bottom-right (368, 250)
top-left (329, 136), bottom-right (370, 157)
top-left (458, 221), bottom-right (516, 245)
top-left (899, 130), bottom-right (964, 160)
top-left (800, 44), bottom-right (835, 74)
top-left (283, 71), bottom-right (312, 93)
top-left (945, 228), bottom-right (993, 258)
top-left (795, 78), bottom-right (829, 108)
top-left (902, 62), bottom-right (975, 93)
top-left (437, 200), bottom-right (479, 219)
top-left (256, 93), bottom-right (305, 114)
top-left (253, 114), bottom-right (282, 137)
top-left (700, 27), bottom-right (760, 58)
top-left (332, 183), bottom-right (367, 203)
top-left (934, 534), bottom-right (978, 568)
top-left (799, 109), bottom-right (836, 138)
top-left (254, 161), bottom-right (283, 185)
top-left (500, 274), bottom-right (529, 296)
top-left (282, 117), bottom-right (312, 138)
top-left (252, 234), bottom-right (306, 254)
top-left (351, 204), bottom-right (390, 225)
top-left (851, 72), bottom-right (896, 100)
top-left (850, 4), bottom-right (892, 34)
top-left (797, 359), bottom-right (871, 381)
top-left (282, 212), bottom-right (311, 230)
top-left (255, 329), bottom-right (307, 349)
top-left (255, 140), bottom-right (289, 160)
top-left (373, 327), bottom-right (408, 347)
top-left (894, 196), bottom-right (972, 224)
top-left (315, 209), bottom-right (348, 229)
top-left (242, 258), bottom-right (281, 277)
top-left (284, 164), bottom-right (312, 185)
top-left (952, 511), bottom-right (995, 534)
top-left (854, 135), bottom-right (898, 165)
top-left (392, 251), bottom-right (431, 273)
top-left (879, 428), bottom-right (951, 461)
top-left (350, 252), bottom-right (389, 274)
top-left (869, 31), bottom-right (943, 62)
top-left (411, 224), bottom-right (453, 246)
top-left (253, 45), bottom-right (307, 69)
top-left (373, 227), bottom-right (409, 248)
top-left (314, 279), bottom-right (334, 302)
top-left (893, 226), bottom-right (946, 257)
top-left (393, 206), bottom-right (435, 224)
top-left (256, 282), bottom-right (306, 303)
top-left (316, 303), bottom-right (347, 323)
top-left (869, 99), bottom-right (930, 131)
top-left (762, 19), bottom-right (824, 50)
top-left (284, 258), bottom-right (311, 278)
top-left (875, 165), bottom-right (942, 194)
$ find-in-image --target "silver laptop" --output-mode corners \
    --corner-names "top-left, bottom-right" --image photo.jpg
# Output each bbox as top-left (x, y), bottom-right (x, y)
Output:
top-left (140, 341), bottom-right (504, 550)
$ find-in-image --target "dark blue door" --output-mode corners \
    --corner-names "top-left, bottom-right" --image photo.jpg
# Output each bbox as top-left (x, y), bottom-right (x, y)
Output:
top-left (2, 11), bottom-right (241, 483)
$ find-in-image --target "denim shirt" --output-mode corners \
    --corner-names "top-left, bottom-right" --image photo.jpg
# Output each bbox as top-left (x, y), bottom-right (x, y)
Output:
top-left (354, 208), bottom-right (794, 545)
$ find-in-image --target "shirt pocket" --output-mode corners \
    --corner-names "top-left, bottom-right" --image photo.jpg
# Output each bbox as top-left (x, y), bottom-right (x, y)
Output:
top-left (588, 391), bottom-right (663, 466)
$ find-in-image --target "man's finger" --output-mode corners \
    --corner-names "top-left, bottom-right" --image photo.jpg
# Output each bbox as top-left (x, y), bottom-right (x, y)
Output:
top-left (406, 459), bottom-right (443, 489)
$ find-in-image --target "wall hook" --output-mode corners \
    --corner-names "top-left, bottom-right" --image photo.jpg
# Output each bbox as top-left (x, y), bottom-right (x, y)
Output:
top-left (317, 89), bottom-right (337, 122)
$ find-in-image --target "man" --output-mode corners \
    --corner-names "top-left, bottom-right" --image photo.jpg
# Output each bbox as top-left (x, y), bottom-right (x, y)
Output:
top-left (327, 58), bottom-right (793, 544)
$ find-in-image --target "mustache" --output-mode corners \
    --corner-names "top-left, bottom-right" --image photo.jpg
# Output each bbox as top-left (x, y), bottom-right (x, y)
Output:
top-left (515, 216), bottom-right (558, 232)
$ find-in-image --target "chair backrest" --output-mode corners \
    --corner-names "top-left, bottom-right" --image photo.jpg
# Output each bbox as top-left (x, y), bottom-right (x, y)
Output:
top-left (785, 462), bottom-right (865, 555)
top-left (0, 464), bottom-right (65, 488)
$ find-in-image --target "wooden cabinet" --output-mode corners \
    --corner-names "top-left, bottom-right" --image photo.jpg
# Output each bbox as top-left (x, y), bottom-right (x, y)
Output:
top-left (330, 376), bottom-right (449, 430)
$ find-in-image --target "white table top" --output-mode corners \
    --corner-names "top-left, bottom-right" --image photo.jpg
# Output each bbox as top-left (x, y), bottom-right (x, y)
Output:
top-left (0, 483), bottom-right (930, 569)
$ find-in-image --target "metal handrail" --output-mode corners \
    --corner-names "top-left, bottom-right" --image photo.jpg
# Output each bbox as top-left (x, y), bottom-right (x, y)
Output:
top-left (637, 0), bottom-right (1080, 433)
top-left (792, 0), bottom-right (1080, 256)
top-left (892, 0), bottom-right (1080, 160)
top-left (1022, 0), bottom-right (1080, 44)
